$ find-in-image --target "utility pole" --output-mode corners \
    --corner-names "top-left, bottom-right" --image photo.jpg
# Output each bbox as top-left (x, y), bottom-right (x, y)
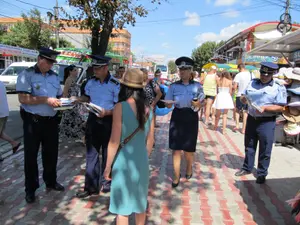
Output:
top-left (283, 0), bottom-right (290, 36)
top-left (54, 0), bottom-right (59, 48)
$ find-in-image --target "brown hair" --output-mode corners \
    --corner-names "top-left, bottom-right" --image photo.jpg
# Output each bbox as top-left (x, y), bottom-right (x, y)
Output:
top-left (238, 63), bottom-right (245, 70)
top-left (222, 71), bottom-right (232, 80)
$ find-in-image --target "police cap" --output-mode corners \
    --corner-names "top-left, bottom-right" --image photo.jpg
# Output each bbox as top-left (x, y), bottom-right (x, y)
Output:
top-left (39, 47), bottom-right (60, 63)
top-left (260, 62), bottom-right (279, 76)
top-left (89, 55), bottom-right (112, 67)
top-left (175, 56), bottom-right (194, 69)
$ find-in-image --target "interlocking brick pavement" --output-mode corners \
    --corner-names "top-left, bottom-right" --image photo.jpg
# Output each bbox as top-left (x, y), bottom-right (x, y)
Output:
top-left (0, 114), bottom-right (300, 225)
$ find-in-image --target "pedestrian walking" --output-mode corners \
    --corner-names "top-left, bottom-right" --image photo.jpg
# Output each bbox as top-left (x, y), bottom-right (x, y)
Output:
top-left (235, 62), bottom-right (287, 184)
top-left (165, 57), bottom-right (205, 188)
top-left (203, 65), bottom-right (218, 126)
top-left (74, 55), bottom-right (120, 198)
top-left (233, 63), bottom-right (252, 134)
top-left (212, 71), bottom-right (234, 134)
top-left (16, 47), bottom-right (64, 204)
top-left (103, 68), bottom-right (155, 225)
top-left (0, 81), bottom-right (21, 161)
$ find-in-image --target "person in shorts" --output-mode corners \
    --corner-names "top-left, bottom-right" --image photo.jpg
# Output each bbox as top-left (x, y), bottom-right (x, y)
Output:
top-left (0, 81), bottom-right (21, 161)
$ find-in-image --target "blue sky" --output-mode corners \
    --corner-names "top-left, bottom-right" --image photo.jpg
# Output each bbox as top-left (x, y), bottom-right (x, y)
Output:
top-left (2, 0), bottom-right (300, 63)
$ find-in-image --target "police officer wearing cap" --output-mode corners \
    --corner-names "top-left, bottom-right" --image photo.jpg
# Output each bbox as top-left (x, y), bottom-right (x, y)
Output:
top-left (73, 55), bottom-right (120, 198)
top-left (165, 56), bottom-right (205, 188)
top-left (235, 62), bottom-right (287, 184)
top-left (16, 47), bottom-right (64, 204)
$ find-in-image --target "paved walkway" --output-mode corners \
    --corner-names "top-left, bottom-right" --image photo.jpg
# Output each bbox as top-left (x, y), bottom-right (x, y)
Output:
top-left (0, 115), bottom-right (300, 225)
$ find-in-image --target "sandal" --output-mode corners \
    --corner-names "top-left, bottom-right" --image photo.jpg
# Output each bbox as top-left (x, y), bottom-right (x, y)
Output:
top-left (12, 143), bottom-right (21, 154)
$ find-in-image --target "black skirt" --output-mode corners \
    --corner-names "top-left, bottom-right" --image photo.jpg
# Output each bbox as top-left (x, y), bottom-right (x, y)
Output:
top-left (169, 108), bottom-right (199, 152)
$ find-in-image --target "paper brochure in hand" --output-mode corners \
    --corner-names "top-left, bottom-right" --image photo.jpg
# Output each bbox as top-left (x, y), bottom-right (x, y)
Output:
top-left (244, 95), bottom-right (263, 113)
top-left (83, 102), bottom-right (103, 116)
top-left (54, 98), bottom-right (75, 111)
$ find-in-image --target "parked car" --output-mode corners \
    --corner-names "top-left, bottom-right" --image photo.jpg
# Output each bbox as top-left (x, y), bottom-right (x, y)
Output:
top-left (0, 62), bottom-right (36, 92)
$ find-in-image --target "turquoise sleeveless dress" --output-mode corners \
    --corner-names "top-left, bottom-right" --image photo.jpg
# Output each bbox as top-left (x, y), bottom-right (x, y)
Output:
top-left (109, 101), bottom-right (153, 215)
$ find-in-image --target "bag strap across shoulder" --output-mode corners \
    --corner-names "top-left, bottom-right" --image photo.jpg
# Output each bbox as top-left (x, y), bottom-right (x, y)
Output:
top-left (118, 111), bottom-right (150, 150)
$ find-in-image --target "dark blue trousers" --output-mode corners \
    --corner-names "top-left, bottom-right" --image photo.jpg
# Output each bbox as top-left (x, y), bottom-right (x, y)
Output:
top-left (84, 113), bottom-right (112, 192)
top-left (242, 115), bottom-right (276, 176)
top-left (21, 109), bottom-right (59, 194)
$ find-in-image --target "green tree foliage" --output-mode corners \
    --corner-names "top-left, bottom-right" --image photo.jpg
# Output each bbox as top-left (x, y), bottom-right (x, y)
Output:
top-left (1, 9), bottom-right (52, 49)
top-left (168, 60), bottom-right (177, 74)
top-left (50, 37), bottom-right (75, 49)
top-left (191, 41), bottom-right (225, 71)
top-left (62, 0), bottom-right (165, 55)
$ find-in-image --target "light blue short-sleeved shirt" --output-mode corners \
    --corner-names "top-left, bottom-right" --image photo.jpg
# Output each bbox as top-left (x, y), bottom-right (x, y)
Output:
top-left (243, 79), bottom-right (287, 117)
top-left (84, 74), bottom-right (120, 110)
top-left (16, 65), bottom-right (63, 117)
top-left (165, 80), bottom-right (205, 109)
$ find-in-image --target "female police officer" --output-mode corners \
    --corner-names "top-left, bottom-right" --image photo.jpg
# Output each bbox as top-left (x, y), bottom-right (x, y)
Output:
top-left (73, 55), bottom-right (120, 198)
top-left (165, 57), bottom-right (205, 188)
top-left (235, 62), bottom-right (287, 184)
top-left (16, 47), bottom-right (64, 204)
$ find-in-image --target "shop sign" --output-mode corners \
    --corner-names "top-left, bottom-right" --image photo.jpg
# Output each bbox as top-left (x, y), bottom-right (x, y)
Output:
top-left (293, 50), bottom-right (300, 62)
top-left (245, 55), bottom-right (278, 63)
top-left (0, 44), bottom-right (38, 58)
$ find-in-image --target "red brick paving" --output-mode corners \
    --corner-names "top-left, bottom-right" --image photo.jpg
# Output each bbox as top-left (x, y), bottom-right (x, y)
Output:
top-left (0, 114), bottom-right (299, 224)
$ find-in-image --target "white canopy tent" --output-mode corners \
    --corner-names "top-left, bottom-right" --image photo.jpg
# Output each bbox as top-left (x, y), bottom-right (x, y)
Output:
top-left (247, 29), bottom-right (300, 59)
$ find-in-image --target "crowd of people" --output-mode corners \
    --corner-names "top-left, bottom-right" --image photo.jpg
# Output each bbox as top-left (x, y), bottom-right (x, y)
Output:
top-left (0, 46), bottom-right (290, 224)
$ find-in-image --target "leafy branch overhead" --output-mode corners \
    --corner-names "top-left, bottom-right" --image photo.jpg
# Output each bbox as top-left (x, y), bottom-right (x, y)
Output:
top-left (59, 0), bottom-right (166, 55)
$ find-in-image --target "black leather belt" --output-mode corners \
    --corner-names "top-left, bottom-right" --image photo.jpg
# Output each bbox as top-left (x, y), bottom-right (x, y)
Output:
top-left (21, 108), bottom-right (56, 121)
top-left (250, 115), bottom-right (276, 122)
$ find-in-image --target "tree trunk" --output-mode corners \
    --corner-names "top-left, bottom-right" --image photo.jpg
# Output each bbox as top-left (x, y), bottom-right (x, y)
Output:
top-left (91, 24), bottom-right (100, 55)
top-left (98, 10), bottom-right (116, 56)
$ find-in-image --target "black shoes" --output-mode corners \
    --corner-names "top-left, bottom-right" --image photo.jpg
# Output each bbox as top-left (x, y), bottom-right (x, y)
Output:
top-left (235, 169), bottom-right (251, 177)
top-left (172, 174), bottom-right (181, 188)
top-left (25, 193), bottom-right (35, 204)
top-left (185, 173), bottom-right (193, 180)
top-left (76, 190), bottom-right (99, 199)
top-left (46, 182), bottom-right (65, 191)
top-left (256, 176), bottom-right (266, 184)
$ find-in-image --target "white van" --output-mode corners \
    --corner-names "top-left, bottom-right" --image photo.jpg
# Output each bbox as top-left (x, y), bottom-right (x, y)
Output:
top-left (0, 62), bottom-right (36, 91)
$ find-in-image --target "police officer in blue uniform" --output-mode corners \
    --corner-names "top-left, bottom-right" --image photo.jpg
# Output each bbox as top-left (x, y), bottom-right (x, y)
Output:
top-left (74, 55), bottom-right (120, 198)
top-left (235, 62), bottom-right (287, 184)
top-left (16, 48), bottom-right (65, 204)
top-left (165, 56), bottom-right (205, 188)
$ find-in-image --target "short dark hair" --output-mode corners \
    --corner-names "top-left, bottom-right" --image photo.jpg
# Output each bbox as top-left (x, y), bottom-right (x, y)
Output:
top-left (119, 66), bottom-right (125, 70)
top-left (238, 63), bottom-right (245, 70)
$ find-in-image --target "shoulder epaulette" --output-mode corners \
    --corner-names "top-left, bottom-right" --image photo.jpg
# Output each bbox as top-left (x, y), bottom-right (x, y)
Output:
top-left (110, 78), bottom-right (120, 85)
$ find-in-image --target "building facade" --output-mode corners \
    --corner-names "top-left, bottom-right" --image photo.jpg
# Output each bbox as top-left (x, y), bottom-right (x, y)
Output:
top-left (213, 21), bottom-right (300, 66)
top-left (0, 17), bottom-right (131, 59)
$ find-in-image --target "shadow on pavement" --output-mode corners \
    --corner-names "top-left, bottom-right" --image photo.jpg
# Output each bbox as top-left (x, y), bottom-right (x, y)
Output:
top-left (235, 177), bottom-right (299, 225)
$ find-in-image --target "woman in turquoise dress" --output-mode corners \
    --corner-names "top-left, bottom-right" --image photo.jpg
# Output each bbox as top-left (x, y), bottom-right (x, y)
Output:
top-left (104, 68), bottom-right (155, 225)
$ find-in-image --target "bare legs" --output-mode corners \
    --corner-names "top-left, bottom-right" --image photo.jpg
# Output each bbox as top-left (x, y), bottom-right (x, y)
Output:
top-left (214, 109), bottom-right (229, 134)
top-left (116, 213), bottom-right (146, 225)
top-left (0, 132), bottom-right (19, 148)
top-left (173, 150), bottom-right (194, 182)
top-left (205, 98), bottom-right (214, 125)
top-left (235, 110), bottom-right (248, 133)
top-left (173, 151), bottom-right (181, 183)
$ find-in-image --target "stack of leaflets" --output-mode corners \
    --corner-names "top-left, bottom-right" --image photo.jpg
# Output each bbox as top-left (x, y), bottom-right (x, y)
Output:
top-left (243, 95), bottom-right (263, 113)
top-left (54, 98), bottom-right (75, 111)
top-left (83, 102), bottom-right (103, 117)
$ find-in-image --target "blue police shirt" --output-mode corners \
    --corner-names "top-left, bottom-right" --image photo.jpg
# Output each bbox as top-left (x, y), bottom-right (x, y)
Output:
top-left (16, 65), bottom-right (63, 117)
top-left (84, 74), bottom-right (120, 110)
top-left (165, 80), bottom-right (205, 108)
top-left (243, 79), bottom-right (287, 117)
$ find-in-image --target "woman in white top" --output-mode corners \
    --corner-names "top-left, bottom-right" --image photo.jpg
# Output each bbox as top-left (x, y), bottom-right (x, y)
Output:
top-left (212, 71), bottom-right (234, 134)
